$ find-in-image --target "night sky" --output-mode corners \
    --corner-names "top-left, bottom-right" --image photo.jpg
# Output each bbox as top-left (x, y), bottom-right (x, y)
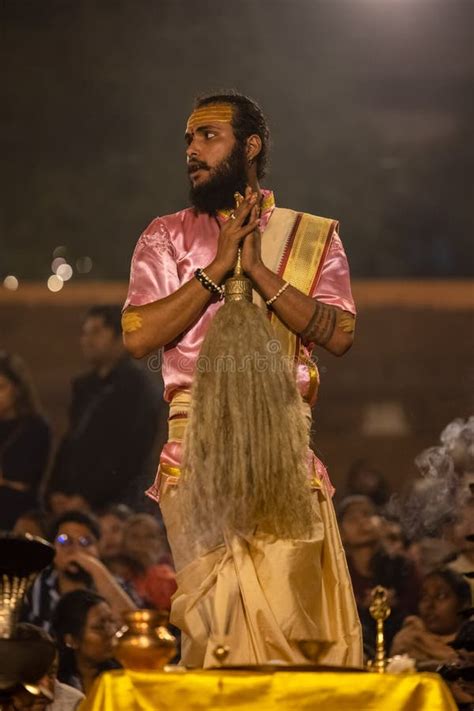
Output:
top-left (2, 0), bottom-right (473, 281)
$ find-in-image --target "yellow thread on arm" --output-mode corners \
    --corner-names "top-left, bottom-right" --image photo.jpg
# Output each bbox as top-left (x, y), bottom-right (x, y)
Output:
top-left (121, 311), bottom-right (143, 334)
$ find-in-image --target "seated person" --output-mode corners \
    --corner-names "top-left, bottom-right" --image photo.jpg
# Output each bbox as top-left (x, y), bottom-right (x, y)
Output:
top-left (12, 508), bottom-right (50, 539)
top-left (444, 618), bottom-right (474, 708)
top-left (52, 590), bottom-right (121, 695)
top-left (0, 623), bottom-right (84, 711)
top-left (22, 510), bottom-right (137, 632)
top-left (0, 352), bottom-right (51, 531)
top-left (379, 516), bottom-right (408, 558)
top-left (342, 459), bottom-right (389, 507)
top-left (120, 513), bottom-right (176, 611)
top-left (97, 503), bottom-right (133, 561)
top-left (391, 568), bottom-right (471, 664)
top-left (46, 489), bottom-right (92, 517)
top-left (448, 499), bottom-right (474, 600)
top-left (338, 495), bottom-right (420, 656)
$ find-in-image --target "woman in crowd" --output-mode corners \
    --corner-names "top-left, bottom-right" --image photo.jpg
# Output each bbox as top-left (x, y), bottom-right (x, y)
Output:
top-left (0, 352), bottom-right (51, 530)
top-left (343, 459), bottom-right (390, 507)
top-left (391, 568), bottom-right (471, 665)
top-left (448, 499), bottom-right (474, 600)
top-left (121, 513), bottom-right (176, 611)
top-left (52, 589), bottom-right (120, 694)
top-left (338, 495), bottom-right (420, 657)
top-left (97, 503), bottom-right (133, 560)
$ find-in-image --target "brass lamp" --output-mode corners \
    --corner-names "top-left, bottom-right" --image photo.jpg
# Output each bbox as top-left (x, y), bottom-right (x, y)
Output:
top-left (0, 534), bottom-right (55, 691)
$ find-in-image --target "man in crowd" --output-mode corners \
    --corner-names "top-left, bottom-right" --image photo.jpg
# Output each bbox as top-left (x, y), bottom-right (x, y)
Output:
top-left (122, 93), bottom-right (361, 666)
top-left (48, 305), bottom-right (165, 511)
top-left (22, 511), bottom-right (137, 632)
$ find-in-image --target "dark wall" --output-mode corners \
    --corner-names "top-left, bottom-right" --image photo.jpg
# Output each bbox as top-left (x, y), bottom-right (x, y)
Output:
top-left (1, 281), bottom-right (472, 497)
top-left (2, 0), bottom-right (474, 280)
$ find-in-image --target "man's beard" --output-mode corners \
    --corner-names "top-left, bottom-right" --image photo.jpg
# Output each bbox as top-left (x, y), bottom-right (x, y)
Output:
top-left (188, 142), bottom-right (248, 215)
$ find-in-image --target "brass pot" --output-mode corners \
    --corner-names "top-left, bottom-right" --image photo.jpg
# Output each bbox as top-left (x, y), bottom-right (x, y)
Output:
top-left (115, 610), bottom-right (176, 671)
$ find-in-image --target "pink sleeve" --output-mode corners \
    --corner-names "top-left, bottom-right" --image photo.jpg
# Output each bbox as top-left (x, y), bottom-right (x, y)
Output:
top-left (123, 218), bottom-right (180, 310)
top-left (313, 231), bottom-right (356, 315)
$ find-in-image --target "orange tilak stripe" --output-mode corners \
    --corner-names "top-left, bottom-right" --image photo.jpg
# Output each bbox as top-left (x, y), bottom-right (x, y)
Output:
top-left (186, 104), bottom-right (234, 131)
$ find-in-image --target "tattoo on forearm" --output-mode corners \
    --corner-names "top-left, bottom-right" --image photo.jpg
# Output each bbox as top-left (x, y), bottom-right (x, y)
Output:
top-left (302, 305), bottom-right (356, 345)
top-left (301, 303), bottom-right (337, 345)
top-left (122, 310), bottom-right (143, 334)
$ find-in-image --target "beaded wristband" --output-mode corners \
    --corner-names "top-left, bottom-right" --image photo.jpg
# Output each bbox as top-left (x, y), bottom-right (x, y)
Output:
top-left (265, 281), bottom-right (290, 308)
top-left (195, 268), bottom-right (224, 297)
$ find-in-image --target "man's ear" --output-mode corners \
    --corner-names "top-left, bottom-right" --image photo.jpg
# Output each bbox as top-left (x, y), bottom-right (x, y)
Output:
top-left (65, 633), bottom-right (79, 650)
top-left (246, 134), bottom-right (262, 163)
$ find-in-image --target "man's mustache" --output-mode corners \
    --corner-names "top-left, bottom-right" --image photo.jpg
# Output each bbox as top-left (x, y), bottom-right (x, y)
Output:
top-left (187, 160), bottom-right (210, 174)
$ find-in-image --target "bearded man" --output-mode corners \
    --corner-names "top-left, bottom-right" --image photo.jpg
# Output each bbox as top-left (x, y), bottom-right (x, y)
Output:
top-left (122, 93), bottom-right (362, 667)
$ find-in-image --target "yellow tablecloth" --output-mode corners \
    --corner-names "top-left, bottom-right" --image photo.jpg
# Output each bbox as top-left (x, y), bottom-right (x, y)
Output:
top-left (79, 669), bottom-right (457, 711)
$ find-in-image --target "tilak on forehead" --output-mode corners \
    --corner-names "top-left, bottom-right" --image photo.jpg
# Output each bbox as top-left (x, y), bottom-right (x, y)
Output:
top-left (186, 103), bottom-right (234, 133)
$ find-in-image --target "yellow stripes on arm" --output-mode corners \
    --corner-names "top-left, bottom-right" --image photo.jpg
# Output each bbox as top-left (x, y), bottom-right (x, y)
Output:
top-left (121, 310), bottom-right (143, 334)
top-left (338, 312), bottom-right (356, 334)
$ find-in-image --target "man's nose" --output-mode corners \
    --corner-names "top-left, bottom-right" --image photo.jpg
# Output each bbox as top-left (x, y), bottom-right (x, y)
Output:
top-left (186, 139), bottom-right (199, 159)
top-left (423, 594), bottom-right (435, 609)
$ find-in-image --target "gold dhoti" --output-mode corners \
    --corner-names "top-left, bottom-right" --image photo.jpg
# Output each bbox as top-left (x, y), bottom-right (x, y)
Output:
top-left (155, 391), bottom-right (363, 668)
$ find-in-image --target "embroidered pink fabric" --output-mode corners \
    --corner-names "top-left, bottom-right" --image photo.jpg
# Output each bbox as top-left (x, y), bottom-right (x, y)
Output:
top-left (124, 190), bottom-right (355, 499)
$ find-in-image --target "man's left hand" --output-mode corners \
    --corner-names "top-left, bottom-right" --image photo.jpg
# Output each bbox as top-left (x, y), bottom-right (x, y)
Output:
top-left (241, 196), bottom-right (263, 277)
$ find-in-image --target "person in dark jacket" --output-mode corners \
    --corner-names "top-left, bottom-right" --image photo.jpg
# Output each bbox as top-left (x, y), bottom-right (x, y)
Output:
top-left (48, 305), bottom-right (166, 511)
top-left (0, 352), bottom-right (51, 530)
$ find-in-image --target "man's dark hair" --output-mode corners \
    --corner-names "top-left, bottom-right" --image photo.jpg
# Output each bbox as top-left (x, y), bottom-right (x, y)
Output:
top-left (14, 622), bottom-right (54, 644)
top-left (52, 589), bottom-right (105, 642)
top-left (195, 92), bottom-right (270, 179)
top-left (84, 305), bottom-right (122, 337)
top-left (49, 510), bottom-right (101, 543)
top-left (423, 568), bottom-right (471, 610)
top-left (97, 503), bottom-right (134, 521)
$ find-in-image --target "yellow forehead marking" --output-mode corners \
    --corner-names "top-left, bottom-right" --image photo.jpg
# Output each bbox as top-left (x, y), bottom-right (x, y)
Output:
top-left (186, 104), bottom-right (234, 133)
top-left (122, 310), bottom-right (143, 334)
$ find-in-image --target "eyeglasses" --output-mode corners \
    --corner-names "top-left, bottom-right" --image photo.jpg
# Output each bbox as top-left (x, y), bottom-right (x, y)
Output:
top-left (55, 533), bottom-right (96, 548)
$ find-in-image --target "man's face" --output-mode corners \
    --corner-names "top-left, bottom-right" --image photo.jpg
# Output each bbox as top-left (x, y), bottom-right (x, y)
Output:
top-left (54, 521), bottom-right (99, 572)
top-left (185, 118), bottom-right (248, 214)
top-left (80, 316), bottom-right (121, 367)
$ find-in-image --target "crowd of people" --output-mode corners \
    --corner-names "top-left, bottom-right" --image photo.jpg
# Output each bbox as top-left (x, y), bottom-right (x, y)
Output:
top-left (335, 439), bottom-right (474, 706)
top-left (0, 306), bottom-right (473, 708)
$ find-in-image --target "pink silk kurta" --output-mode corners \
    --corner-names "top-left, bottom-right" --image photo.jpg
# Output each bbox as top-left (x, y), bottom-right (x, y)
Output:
top-left (124, 192), bottom-right (363, 667)
top-left (124, 191), bottom-right (355, 492)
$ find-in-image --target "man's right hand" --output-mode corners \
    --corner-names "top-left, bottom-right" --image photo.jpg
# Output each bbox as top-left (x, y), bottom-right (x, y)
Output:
top-left (210, 190), bottom-right (259, 278)
top-left (123, 189), bottom-right (260, 358)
